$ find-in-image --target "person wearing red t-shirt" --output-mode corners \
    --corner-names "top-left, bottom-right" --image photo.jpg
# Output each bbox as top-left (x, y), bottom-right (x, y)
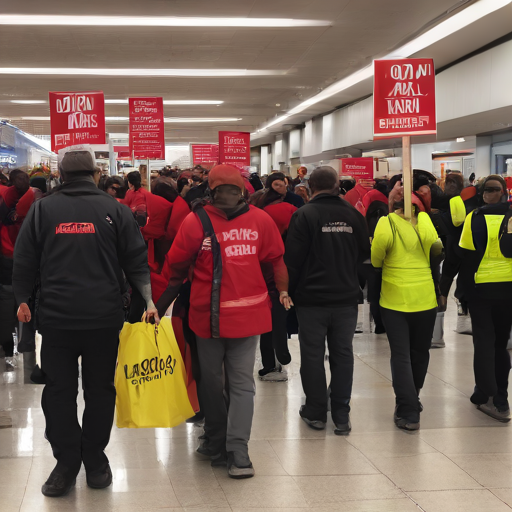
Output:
top-left (156, 164), bottom-right (291, 479)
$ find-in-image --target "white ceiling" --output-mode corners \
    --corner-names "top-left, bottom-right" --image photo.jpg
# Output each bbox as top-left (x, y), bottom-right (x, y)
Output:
top-left (0, 0), bottom-right (505, 144)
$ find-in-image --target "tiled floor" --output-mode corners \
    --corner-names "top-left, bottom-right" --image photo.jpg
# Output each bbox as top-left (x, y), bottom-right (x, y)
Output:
top-left (2, 300), bottom-right (512, 512)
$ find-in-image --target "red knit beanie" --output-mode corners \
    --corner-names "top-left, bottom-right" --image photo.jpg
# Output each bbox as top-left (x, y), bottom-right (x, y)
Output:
top-left (208, 164), bottom-right (245, 191)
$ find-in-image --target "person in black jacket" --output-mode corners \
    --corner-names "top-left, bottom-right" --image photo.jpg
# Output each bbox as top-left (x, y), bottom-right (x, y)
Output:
top-left (13, 146), bottom-right (159, 498)
top-left (284, 166), bottom-right (370, 435)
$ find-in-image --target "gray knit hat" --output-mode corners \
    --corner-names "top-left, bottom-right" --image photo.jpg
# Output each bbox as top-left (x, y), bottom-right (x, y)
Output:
top-left (58, 145), bottom-right (96, 174)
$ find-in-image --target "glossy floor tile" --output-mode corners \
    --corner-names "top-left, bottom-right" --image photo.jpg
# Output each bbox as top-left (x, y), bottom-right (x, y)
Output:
top-left (2, 300), bottom-right (512, 511)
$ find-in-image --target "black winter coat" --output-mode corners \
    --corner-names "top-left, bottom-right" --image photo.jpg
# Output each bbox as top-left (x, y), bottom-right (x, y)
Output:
top-left (284, 194), bottom-right (370, 307)
top-left (13, 179), bottom-right (150, 330)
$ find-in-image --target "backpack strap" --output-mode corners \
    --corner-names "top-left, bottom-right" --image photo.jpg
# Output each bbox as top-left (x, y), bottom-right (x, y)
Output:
top-left (195, 208), bottom-right (222, 339)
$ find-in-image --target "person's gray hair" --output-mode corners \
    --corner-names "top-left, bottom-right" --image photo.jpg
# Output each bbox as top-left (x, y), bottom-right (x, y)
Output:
top-left (309, 166), bottom-right (339, 194)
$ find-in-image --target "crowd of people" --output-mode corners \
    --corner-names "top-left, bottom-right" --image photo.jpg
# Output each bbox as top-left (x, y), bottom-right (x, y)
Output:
top-left (1, 146), bottom-right (512, 497)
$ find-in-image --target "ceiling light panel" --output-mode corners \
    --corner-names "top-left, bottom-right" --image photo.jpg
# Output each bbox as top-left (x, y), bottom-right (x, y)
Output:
top-left (104, 100), bottom-right (224, 105)
top-left (13, 117), bottom-right (240, 123)
top-left (164, 118), bottom-right (241, 122)
top-left (0, 68), bottom-right (284, 77)
top-left (0, 15), bottom-right (330, 28)
top-left (10, 100), bottom-right (47, 104)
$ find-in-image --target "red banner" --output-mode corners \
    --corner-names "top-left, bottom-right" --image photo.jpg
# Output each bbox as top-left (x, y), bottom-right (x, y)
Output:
top-left (218, 131), bottom-right (250, 166)
top-left (49, 91), bottom-right (105, 153)
top-left (114, 145), bottom-right (131, 160)
top-left (373, 58), bottom-right (436, 138)
top-left (191, 144), bottom-right (219, 165)
top-left (340, 157), bottom-right (374, 186)
top-left (129, 97), bottom-right (165, 160)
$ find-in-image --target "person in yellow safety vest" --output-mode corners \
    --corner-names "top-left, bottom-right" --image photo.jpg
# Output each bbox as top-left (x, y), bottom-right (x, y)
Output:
top-left (371, 181), bottom-right (443, 432)
top-left (458, 174), bottom-right (512, 423)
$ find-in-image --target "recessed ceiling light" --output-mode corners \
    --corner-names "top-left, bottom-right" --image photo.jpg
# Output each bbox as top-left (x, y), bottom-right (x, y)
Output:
top-left (276, 104), bottom-right (281, 107)
top-left (257, 0), bottom-right (512, 133)
top-left (105, 99), bottom-right (224, 105)
top-left (10, 100), bottom-right (47, 104)
top-left (0, 15), bottom-right (330, 28)
top-left (456, 137), bottom-right (466, 142)
top-left (0, 68), bottom-right (284, 77)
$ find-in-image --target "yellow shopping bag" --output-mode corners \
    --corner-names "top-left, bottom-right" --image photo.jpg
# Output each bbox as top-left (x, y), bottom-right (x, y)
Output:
top-left (115, 317), bottom-right (194, 428)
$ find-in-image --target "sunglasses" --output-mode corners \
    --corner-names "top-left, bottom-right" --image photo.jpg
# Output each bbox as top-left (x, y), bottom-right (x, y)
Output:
top-left (483, 187), bottom-right (502, 193)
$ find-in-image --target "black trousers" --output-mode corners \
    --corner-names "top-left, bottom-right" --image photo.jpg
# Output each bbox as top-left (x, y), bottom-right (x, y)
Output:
top-left (381, 307), bottom-right (437, 423)
top-left (468, 298), bottom-right (512, 408)
top-left (260, 294), bottom-right (289, 370)
top-left (0, 285), bottom-right (16, 357)
top-left (296, 305), bottom-right (357, 424)
top-left (40, 327), bottom-right (119, 475)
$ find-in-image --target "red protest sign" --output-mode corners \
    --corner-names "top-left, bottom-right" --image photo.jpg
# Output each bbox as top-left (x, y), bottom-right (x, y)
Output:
top-left (340, 157), bottom-right (374, 186)
top-left (49, 91), bottom-right (105, 153)
top-left (129, 97), bottom-right (165, 160)
top-left (218, 131), bottom-right (250, 166)
top-left (191, 144), bottom-right (219, 165)
top-left (373, 59), bottom-right (436, 138)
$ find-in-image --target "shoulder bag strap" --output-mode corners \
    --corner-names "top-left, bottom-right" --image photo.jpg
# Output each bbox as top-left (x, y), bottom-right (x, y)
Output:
top-left (195, 208), bottom-right (222, 339)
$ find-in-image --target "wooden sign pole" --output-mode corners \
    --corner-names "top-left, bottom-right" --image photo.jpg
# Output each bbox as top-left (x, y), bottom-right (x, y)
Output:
top-left (402, 135), bottom-right (412, 220)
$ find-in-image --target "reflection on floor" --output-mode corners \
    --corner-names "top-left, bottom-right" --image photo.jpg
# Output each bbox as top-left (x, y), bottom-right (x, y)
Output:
top-left (1, 299), bottom-right (512, 512)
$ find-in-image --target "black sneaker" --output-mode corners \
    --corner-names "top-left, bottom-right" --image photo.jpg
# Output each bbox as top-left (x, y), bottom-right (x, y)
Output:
top-left (258, 364), bottom-right (282, 377)
top-left (477, 400), bottom-right (511, 423)
top-left (393, 412), bottom-right (420, 431)
top-left (86, 464), bottom-right (112, 489)
top-left (196, 440), bottom-right (222, 457)
top-left (227, 451), bottom-right (254, 479)
top-left (41, 465), bottom-right (76, 497)
top-left (211, 451), bottom-right (228, 467)
top-left (299, 406), bottom-right (326, 430)
top-left (334, 417), bottom-right (351, 436)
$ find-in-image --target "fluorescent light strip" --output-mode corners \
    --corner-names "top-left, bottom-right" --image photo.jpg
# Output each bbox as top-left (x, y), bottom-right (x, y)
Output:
top-left (10, 100), bottom-right (47, 104)
top-left (163, 117), bottom-right (240, 123)
top-left (105, 99), bottom-right (224, 105)
top-left (0, 68), bottom-right (283, 77)
top-left (0, 15), bottom-right (330, 28)
top-left (0, 68), bottom-right (286, 77)
top-left (17, 116), bottom-right (240, 122)
top-left (257, 0), bottom-right (512, 133)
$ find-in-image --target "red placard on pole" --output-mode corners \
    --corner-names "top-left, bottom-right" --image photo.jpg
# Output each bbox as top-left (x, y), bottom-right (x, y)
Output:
top-left (340, 157), bottom-right (374, 187)
top-left (191, 144), bottom-right (219, 165)
top-left (129, 97), bottom-right (165, 160)
top-left (218, 131), bottom-right (250, 166)
top-left (49, 91), bottom-right (105, 153)
top-left (373, 59), bottom-right (436, 138)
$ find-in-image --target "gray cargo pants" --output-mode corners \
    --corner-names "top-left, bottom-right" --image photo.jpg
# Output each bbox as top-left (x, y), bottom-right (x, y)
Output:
top-left (196, 335), bottom-right (258, 455)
